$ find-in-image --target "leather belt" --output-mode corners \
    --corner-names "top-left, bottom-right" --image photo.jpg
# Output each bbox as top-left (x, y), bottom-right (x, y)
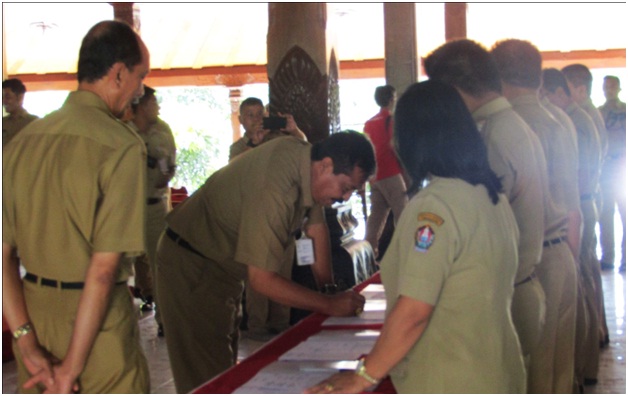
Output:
top-left (165, 228), bottom-right (206, 258)
top-left (543, 236), bottom-right (567, 248)
top-left (23, 273), bottom-right (126, 290)
top-left (147, 197), bottom-right (163, 205)
top-left (514, 272), bottom-right (536, 287)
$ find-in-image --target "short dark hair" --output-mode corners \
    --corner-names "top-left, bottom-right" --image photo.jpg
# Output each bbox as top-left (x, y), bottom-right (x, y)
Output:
top-left (561, 64), bottom-right (593, 96)
top-left (542, 68), bottom-right (571, 96)
top-left (2, 79), bottom-right (27, 95)
top-left (77, 20), bottom-right (143, 83)
top-left (394, 80), bottom-right (502, 204)
top-left (131, 85), bottom-right (156, 112)
top-left (604, 75), bottom-right (621, 86)
top-left (424, 39), bottom-right (501, 96)
top-left (239, 97), bottom-right (264, 113)
top-left (374, 85), bottom-right (395, 107)
top-left (491, 39), bottom-right (542, 89)
top-left (311, 130), bottom-right (376, 178)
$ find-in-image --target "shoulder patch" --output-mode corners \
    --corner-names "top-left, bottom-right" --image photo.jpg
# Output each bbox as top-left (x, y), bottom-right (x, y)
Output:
top-left (417, 212), bottom-right (444, 226)
top-left (415, 225), bottom-right (435, 253)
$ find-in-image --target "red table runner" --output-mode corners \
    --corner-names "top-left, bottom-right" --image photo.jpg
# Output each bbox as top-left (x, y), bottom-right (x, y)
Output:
top-left (192, 272), bottom-right (396, 393)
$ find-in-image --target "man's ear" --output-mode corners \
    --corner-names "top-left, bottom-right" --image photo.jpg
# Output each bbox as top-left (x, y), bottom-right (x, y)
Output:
top-left (108, 62), bottom-right (126, 87)
top-left (321, 157), bottom-right (334, 174)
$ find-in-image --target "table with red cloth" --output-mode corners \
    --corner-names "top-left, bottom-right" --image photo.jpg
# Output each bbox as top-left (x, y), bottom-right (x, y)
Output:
top-left (192, 272), bottom-right (396, 394)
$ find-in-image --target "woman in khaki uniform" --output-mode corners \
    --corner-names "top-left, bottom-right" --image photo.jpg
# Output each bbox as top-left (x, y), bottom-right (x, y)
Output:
top-left (307, 81), bottom-right (525, 394)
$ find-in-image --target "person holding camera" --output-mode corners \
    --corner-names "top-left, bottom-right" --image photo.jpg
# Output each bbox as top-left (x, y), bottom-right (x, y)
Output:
top-left (229, 97), bottom-right (306, 161)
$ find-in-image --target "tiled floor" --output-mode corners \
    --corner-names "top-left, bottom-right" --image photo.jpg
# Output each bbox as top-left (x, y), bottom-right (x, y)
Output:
top-left (3, 269), bottom-right (626, 394)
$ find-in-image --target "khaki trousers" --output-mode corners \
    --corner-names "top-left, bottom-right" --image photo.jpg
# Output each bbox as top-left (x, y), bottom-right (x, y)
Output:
top-left (528, 242), bottom-right (577, 393)
top-left (156, 233), bottom-right (243, 394)
top-left (580, 199), bottom-right (602, 379)
top-left (511, 276), bottom-right (546, 360)
top-left (16, 281), bottom-right (149, 393)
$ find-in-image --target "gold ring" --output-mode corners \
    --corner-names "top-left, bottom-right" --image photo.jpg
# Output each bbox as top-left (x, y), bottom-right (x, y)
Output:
top-left (324, 383), bottom-right (334, 392)
top-left (355, 306), bottom-right (363, 316)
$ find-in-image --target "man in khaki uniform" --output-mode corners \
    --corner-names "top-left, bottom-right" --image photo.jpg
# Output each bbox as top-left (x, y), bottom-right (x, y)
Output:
top-left (2, 21), bottom-right (151, 393)
top-left (542, 68), bottom-right (603, 387)
top-left (424, 39), bottom-right (547, 367)
top-left (562, 64), bottom-right (611, 348)
top-left (230, 97), bottom-right (318, 341)
top-left (598, 76), bottom-right (626, 274)
top-left (492, 39), bottom-right (580, 394)
top-left (2, 78), bottom-right (38, 146)
top-left (127, 86), bottom-right (177, 336)
top-left (156, 132), bottom-right (374, 393)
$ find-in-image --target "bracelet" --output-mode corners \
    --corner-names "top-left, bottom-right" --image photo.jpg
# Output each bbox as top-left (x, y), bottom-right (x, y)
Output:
top-left (13, 322), bottom-right (33, 340)
top-left (355, 357), bottom-right (379, 385)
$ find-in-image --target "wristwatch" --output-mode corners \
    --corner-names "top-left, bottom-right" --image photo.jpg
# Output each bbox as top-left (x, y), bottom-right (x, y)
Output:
top-left (355, 357), bottom-right (379, 385)
top-left (321, 283), bottom-right (338, 295)
top-left (13, 322), bottom-right (33, 340)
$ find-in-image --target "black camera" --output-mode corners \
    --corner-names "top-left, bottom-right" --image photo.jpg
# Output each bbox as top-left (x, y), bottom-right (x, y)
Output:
top-left (263, 116), bottom-right (287, 130)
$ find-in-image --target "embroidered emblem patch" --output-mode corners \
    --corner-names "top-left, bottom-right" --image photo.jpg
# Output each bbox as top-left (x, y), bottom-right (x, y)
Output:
top-left (417, 212), bottom-right (444, 226)
top-left (415, 225), bottom-right (435, 252)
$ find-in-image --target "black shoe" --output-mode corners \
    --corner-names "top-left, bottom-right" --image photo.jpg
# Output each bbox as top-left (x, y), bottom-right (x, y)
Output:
top-left (131, 287), bottom-right (143, 299)
top-left (601, 262), bottom-right (614, 271)
top-left (157, 324), bottom-right (165, 337)
top-left (584, 378), bottom-right (598, 386)
top-left (140, 302), bottom-right (154, 312)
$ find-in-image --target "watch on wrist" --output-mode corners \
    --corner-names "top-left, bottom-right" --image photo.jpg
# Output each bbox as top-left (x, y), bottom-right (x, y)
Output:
top-left (321, 283), bottom-right (338, 295)
top-left (355, 357), bottom-right (379, 385)
top-left (13, 322), bottom-right (33, 340)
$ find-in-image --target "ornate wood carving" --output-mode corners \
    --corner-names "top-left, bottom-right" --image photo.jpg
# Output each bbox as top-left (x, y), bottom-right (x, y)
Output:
top-left (328, 49), bottom-right (341, 135)
top-left (268, 45), bottom-right (330, 143)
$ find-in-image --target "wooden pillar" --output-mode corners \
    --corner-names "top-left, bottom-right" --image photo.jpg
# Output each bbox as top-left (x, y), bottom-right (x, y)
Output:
top-left (383, 3), bottom-right (418, 96)
top-left (110, 2), bottom-right (140, 32)
top-left (445, 3), bottom-right (467, 41)
top-left (267, 3), bottom-right (339, 143)
top-left (229, 88), bottom-right (242, 143)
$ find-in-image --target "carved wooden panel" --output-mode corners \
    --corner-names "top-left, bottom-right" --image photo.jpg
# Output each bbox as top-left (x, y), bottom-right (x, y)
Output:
top-left (328, 49), bottom-right (341, 135)
top-left (269, 46), bottom-right (331, 143)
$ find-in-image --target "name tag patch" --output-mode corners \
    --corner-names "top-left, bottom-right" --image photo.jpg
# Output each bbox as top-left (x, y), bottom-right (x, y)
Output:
top-left (415, 225), bottom-right (435, 252)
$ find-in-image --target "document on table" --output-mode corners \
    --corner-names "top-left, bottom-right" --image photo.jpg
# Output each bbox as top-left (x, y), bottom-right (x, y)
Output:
top-left (279, 329), bottom-right (379, 361)
top-left (233, 360), bottom-right (358, 394)
top-left (321, 284), bottom-right (387, 326)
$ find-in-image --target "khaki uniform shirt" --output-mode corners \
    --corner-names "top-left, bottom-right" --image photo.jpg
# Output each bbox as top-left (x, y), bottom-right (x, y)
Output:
top-left (473, 97), bottom-right (545, 281)
top-left (380, 177), bottom-right (525, 393)
top-left (166, 137), bottom-right (314, 280)
top-left (582, 98), bottom-right (608, 158)
top-left (2, 91), bottom-right (146, 282)
top-left (510, 94), bottom-right (579, 238)
top-left (2, 109), bottom-right (38, 146)
top-left (565, 102), bottom-right (601, 197)
top-left (144, 118), bottom-right (177, 199)
top-left (599, 99), bottom-right (626, 158)
top-left (229, 135), bottom-right (251, 161)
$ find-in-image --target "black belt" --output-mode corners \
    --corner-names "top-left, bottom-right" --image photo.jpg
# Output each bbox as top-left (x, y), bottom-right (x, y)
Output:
top-left (514, 272), bottom-right (536, 287)
top-left (23, 273), bottom-right (126, 290)
top-left (543, 236), bottom-right (567, 248)
top-left (165, 228), bottom-right (206, 258)
top-left (147, 197), bottom-right (163, 205)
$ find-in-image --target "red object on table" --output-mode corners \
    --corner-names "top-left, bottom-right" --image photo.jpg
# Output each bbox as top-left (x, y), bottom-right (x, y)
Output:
top-left (192, 272), bottom-right (396, 394)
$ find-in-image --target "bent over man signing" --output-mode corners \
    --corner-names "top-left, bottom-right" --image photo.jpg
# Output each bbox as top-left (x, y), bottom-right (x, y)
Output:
top-left (156, 131), bottom-right (375, 393)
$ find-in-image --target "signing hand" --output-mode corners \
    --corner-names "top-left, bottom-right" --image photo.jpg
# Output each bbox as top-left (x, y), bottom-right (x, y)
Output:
top-left (326, 290), bottom-right (366, 317)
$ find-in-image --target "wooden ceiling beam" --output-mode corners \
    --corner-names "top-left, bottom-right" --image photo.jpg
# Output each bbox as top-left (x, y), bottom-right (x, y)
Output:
top-left (11, 49), bottom-right (625, 92)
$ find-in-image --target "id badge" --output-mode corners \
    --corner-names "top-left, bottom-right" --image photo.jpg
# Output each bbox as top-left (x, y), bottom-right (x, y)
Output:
top-left (296, 237), bottom-right (315, 266)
